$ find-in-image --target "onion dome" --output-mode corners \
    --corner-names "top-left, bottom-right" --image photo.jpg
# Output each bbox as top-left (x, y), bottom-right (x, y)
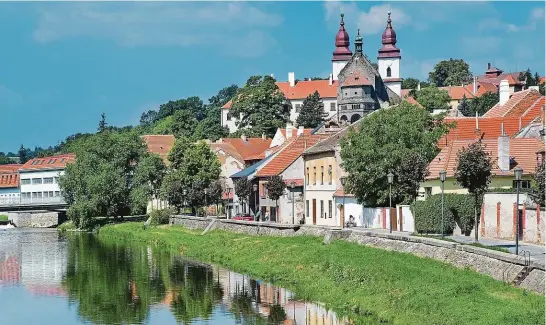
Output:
top-left (332, 13), bottom-right (352, 61)
top-left (378, 11), bottom-right (401, 59)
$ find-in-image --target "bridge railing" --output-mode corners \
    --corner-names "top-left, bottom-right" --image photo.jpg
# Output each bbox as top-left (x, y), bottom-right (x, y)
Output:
top-left (0, 196), bottom-right (66, 207)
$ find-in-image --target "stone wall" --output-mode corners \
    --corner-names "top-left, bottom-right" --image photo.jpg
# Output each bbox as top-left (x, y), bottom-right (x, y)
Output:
top-left (8, 211), bottom-right (60, 228)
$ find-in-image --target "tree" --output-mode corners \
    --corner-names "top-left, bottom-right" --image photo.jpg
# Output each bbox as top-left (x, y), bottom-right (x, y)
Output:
top-left (170, 110), bottom-right (198, 139)
top-left (454, 140), bottom-right (492, 241)
top-left (519, 69), bottom-right (536, 87)
top-left (131, 153), bottom-right (167, 213)
top-left (428, 58), bottom-right (472, 87)
top-left (0, 153), bottom-right (13, 165)
top-left (156, 97), bottom-right (205, 121)
top-left (401, 78), bottom-right (421, 90)
top-left (265, 176), bottom-right (286, 221)
top-left (206, 179), bottom-right (225, 216)
top-left (540, 82), bottom-right (545, 96)
top-left (139, 110), bottom-right (158, 127)
top-left (98, 113), bottom-right (107, 132)
top-left (340, 101), bottom-right (450, 207)
top-left (533, 72), bottom-right (541, 87)
top-left (468, 91), bottom-right (499, 116)
top-left (234, 178), bottom-right (252, 214)
top-left (414, 87), bottom-right (451, 112)
top-left (295, 91), bottom-right (327, 128)
top-left (208, 85), bottom-right (238, 108)
top-left (18, 145), bottom-right (28, 164)
top-left (229, 75), bottom-right (291, 138)
top-left (458, 95), bottom-right (472, 117)
top-left (193, 107), bottom-right (229, 142)
top-left (531, 162), bottom-right (545, 206)
top-left (395, 152), bottom-right (430, 204)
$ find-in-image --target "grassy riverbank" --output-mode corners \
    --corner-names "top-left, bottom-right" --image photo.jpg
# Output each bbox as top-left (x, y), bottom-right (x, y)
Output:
top-left (99, 223), bottom-right (544, 325)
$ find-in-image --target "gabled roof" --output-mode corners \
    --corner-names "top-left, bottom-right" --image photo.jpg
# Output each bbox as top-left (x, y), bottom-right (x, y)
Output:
top-left (477, 72), bottom-right (523, 86)
top-left (0, 173), bottom-right (18, 188)
top-left (439, 117), bottom-right (523, 148)
top-left (279, 128), bottom-right (313, 138)
top-left (19, 154), bottom-right (75, 172)
top-left (342, 72), bottom-right (372, 86)
top-left (333, 186), bottom-right (354, 197)
top-left (474, 82), bottom-right (498, 96)
top-left (210, 142), bottom-right (244, 164)
top-left (521, 96), bottom-right (545, 127)
top-left (483, 89), bottom-right (542, 118)
top-left (427, 138), bottom-right (543, 180)
top-left (141, 135), bottom-right (175, 163)
top-left (0, 164), bottom-right (23, 173)
top-left (230, 153), bottom-right (275, 179)
top-left (256, 134), bottom-right (329, 177)
top-left (303, 114), bottom-right (367, 156)
top-left (439, 85), bottom-right (475, 100)
top-left (217, 137), bottom-right (272, 162)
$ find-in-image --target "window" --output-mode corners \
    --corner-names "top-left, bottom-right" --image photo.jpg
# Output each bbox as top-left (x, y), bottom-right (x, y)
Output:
top-left (329, 200), bottom-right (333, 218)
top-left (354, 91), bottom-right (358, 95)
top-left (306, 200), bottom-right (309, 218)
top-left (32, 178), bottom-right (42, 185)
top-left (54, 177), bottom-right (60, 184)
top-left (21, 179), bottom-right (31, 185)
top-left (226, 113), bottom-right (231, 121)
top-left (43, 177), bottom-right (54, 184)
top-left (328, 165), bottom-right (333, 184)
top-left (54, 191), bottom-right (60, 197)
top-left (513, 180), bottom-right (531, 189)
top-left (21, 193), bottom-right (30, 199)
top-left (330, 103), bottom-right (336, 111)
top-left (320, 200), bottom-right (324, 219)
top-left (351, 104), bottom-right (360, 110)
top-left (313, 167), bottom-right (316, 185)
top-left (386, 67), bottom-right (392, 77)
top-left (295, 104), bottom-right (302, 113)
top-left (321, 166), bottom-right (324, 185)
top-left (306, 167), bottom-right (310, 185)
top-left (262, 183), bottom-right (268, 198)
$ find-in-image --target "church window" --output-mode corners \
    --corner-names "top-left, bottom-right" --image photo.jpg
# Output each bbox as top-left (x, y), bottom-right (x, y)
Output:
top-left (330, 103), bottom-right (336, 111)
top-left (387, 67), bottom-right (392, 77)
top-left (351, 104), bottom-right (360, 110)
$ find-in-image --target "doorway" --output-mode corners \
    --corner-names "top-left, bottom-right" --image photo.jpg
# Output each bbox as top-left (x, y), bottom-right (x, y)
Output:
top-left (312, 199), bottom-right (317, 225)
top-left (340, 204), bottom-right (345, 228)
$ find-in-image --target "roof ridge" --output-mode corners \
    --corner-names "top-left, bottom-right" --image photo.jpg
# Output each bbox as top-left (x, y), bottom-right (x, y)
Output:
top-left (521, 96), bottom-right (545, 118)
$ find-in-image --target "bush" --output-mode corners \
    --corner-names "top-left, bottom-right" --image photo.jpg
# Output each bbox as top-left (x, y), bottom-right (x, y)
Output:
top-left (411, 194), bottom-right (475, 235)
top-left (149, 208), bottom-right (174, 225)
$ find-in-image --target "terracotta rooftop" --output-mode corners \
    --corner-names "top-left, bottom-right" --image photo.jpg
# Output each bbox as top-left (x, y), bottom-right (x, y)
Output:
top-left (439, 117), bottom-right (524, 148)
top-left (0, 173), bottom-right (18, 188)
top-left (0, 164), bottom-right (23, 173)
top-left (210, 142), bottom-right (244, 164)
top-left (427, 138), bottom-right (544, 180)
top-left (333, 185), bottom-right (355, 197)
top-left (478, 71), bottom-right (523, 86)
top-left (521, 96), bottom-right (545, 127)
top-left (141, 135), bottom-right (175, 163)
top-left (439, 85), bottom-right (475, 100)
top-left (222, 80), bottom-right (338, 109)
top-left (217, 137), bottom-right (272, 162)
top-left (256, 134), bottom-right (329, 177)
top-left (342, 72), bottom-right (372, 87)
top-left (19, 154), bottom-right (75, 172)
top-left (284, 178), bottom-right (304, 187)
top-left (483, 89), bottom-right (542, 118)
top-left (279, 128), bottom-right (313, 138)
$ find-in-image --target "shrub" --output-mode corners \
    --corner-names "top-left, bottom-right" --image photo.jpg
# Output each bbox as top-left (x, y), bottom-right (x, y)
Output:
top-left (411, 194), bottom-right (475, 235)
top-left (149, 208), bottom-right (174, 225)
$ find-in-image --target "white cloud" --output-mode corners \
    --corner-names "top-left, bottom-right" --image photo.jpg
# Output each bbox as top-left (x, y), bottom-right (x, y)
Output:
top-left (478, 6), bottom-right (544, 33)
top-left (32, 2), bottom-right (283, 57)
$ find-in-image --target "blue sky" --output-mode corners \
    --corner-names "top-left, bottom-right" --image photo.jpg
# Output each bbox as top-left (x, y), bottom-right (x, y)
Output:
top-left (1, 1), bottom-right (544, 153)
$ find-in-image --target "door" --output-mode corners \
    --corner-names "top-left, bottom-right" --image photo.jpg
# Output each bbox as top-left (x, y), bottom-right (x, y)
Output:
top-left (312, 199), bottom-right (317, 225)
top-left (399, 206), bottom-right (403, 232)
top-left (390, 208), bottom-right (397, 231)
top-left (340, 204), bottom-right (345, 228)
top-left (518, 209), bottom-right (523, 240)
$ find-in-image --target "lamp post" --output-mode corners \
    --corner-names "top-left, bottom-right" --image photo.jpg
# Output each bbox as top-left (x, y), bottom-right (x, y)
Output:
top-left (253, 184), bottom-right (258, 221)
top-left (183, 189), bottom-right (187, 215)
top-left (226, 187), bottom-right (232, 219)
top-left (439, 170), bottom-right (447, 237)
top-left (387, 172), bottom-right (394, 233)
top-left (204, 188), bottom-right (208, 217)
top-left (290, 181), bottom-right (296, 224)
top-left (340, 176), bottom-right (347, 228)
top-left (514, 166), bottom-right (523, 255)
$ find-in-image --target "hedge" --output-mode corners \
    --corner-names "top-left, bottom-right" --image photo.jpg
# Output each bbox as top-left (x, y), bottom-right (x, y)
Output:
top-left (411, 194), bottom-right (476, 235)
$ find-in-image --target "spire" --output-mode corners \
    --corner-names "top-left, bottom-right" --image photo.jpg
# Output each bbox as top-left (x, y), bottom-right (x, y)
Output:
top-left (332, 13), bottom-right (352, 62)
top-left (354, 29), bottom-right (363, 54)
top-left (378, 10), bottom-right (400, 59)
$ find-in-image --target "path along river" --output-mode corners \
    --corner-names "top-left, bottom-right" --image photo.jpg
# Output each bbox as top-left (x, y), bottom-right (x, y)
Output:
top-left (0, 229), bottom-right (348, 325)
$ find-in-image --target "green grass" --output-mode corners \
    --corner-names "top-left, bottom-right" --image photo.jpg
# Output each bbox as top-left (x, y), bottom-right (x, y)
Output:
top-left (99, 223), bottom-right (545, 325)
top-left (0, 215), bottom-right (8, 221)
top-left (57, 220), bottom-right (76, 232)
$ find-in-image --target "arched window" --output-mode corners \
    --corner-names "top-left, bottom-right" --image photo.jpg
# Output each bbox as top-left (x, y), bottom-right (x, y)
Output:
top-left (386, 67), bottom-right (392, 77)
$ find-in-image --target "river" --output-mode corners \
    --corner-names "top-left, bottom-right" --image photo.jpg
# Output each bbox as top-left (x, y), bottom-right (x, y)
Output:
top-left (0, 229), bottom-right (348, 325)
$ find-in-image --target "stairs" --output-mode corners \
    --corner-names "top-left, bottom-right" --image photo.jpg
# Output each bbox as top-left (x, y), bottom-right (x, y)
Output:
top-left (512, 266), bottom-right (532, 286)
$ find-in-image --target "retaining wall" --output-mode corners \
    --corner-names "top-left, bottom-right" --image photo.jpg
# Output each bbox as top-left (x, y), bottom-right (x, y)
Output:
top-left (8, 211), bottom-right (60, 228)
top-left (168, 215), bottom-right (545, 294)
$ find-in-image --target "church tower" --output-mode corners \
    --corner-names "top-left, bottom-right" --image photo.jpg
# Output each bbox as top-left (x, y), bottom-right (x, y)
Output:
top-left (332, 13), bottom-right (352, 81)
top-left (377, 10), bottom-right (402, 96)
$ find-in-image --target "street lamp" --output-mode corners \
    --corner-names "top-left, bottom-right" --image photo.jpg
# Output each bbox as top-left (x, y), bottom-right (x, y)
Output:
top-left (340, 176), bottom-right (347, 228)
top-left (439, 170), bottom-right (447, 237)
top-left (183, 189), bottom-right (187, 214)
top-left (225, 187), bottom-right (232, 219)
top-left (514, 166), bottom-right (523, 255)
top-left (253, 184), bottom-right (258, 221)
top-left (204, 188), bottom-right (208, 217)
top-left (387, 172), bottom-right (394, 233)
top-left (290, 181), bottom-right (296, 224)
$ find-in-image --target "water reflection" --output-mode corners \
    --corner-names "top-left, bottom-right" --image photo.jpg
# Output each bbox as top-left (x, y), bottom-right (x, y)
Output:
top-left (0, 229), bottom-right (350, 325)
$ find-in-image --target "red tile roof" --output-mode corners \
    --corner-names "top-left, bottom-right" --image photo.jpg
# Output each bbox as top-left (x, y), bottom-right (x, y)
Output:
top-left (218, 137), bottom-right (272, 162)
top-left (439, 117), bottom-right (524, 148)
top-left (222, 80), bottom-right (338, 109)
top-left (483, 89), bottom-right (542, 118)
top-left (0, 173), bottom-right (18, 188)
top-left (19, 154), bottom-right (75, 172)
top-left (521, 96), bottom-right (545, 127)
top-left (474, 82), bottom-right (498, 96)
top-left (333, 186), bottom-right (354, 197)
top-left (400, 89), bottom-right (411, 98)
top-left (427, 138), bottom-right (543, 180)
top-left (284, 178), bottom-right (304, 187)
top-left (439, 85), bottom-right (475, 100)
top-left (342, 72), bottom-right (372, 86)
top-left (256, 134), bottom-right (329, 177)
top-left (279, 128), bottom-right (313, 138)
top-left (0, 164), bottom-right (23, 173)
top-left (478, 72), bottom-right (523, 86)
top-left (141, 135), bottom-right (175, 163)
top-left (405, 96), bottom-right (423, 108)
top-left (210, 142), bottom-right (244, 163)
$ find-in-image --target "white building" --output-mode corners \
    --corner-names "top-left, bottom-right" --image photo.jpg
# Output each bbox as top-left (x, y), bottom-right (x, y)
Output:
top-left (221, 11), bottom-right (402, 133)
top-left (0, 165), bottom-right (22, 204)
top-left (18, 154), bottom-right (74, 203)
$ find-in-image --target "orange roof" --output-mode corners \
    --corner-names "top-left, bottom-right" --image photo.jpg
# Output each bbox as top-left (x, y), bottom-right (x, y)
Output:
top-left (475, 82), bottom-right (498, 96)
top-left (0, 173), bottom-right (18, 188)
top-left (0, 164), bottom-right (23, 173)
top-left (439, 85), bottom-right (475, 100)
top-left (222, 80), bottom-right (338, 109)
top-left (256, 134), bottom-right (329, 177)
top-left (405, 96), bottom-right (423, 108)
top-left (219, 137), bottom-right (272, 162)
top-left (439, 117), bottom-right (524, 148)
top-left (141, 135), bottom-right (175, 163)
top-left (342, 72), bottom-right (372, 86)
top-left (19, 154), bottom-right (75, 172)
top-left (484, 89), bottom-right (542, 118)
top-left (540, 77), bottom-right (545, 84)
top-left (427, 138), bottom-right (543, 179)
top-left (521, 96), bottom-right (545, 127)
top-left (279, 128), bottom-right (313, 138)
top-left (284, 178), bottom-right (304, 187)
top-left (210, 142), bottom-right (244, 163)
top-left (333, 185), bottom-right (354, 197)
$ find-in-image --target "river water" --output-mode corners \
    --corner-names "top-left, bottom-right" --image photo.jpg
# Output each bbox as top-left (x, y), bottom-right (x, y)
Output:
top-left (0, 229), bottom-right (348, 325)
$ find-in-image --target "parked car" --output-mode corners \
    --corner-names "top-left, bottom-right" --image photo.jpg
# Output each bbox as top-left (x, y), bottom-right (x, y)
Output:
top-left (232, 214), bottom-right (254, 221)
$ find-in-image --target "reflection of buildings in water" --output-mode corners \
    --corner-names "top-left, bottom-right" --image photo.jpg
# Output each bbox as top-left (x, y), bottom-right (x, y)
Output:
top-left (0, 255), bottom-right (21, 285)
top-left (21, 236), bottom-right (68, 287)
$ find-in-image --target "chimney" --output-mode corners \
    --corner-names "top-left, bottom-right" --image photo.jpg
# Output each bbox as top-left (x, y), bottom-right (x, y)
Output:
top-left (297, 126), bottom-right (304, 136)
top-left (487, 63), bottom-right (491, 70)
top-left (499, 79), bottom-right (510, 106)
top-left (473, 76), bottom-right (478, 95)
top-left (329, 73), bottom-right (333, 86)
top-left (241, 134), bottom-right (247, 142)
top-left (262, 133), bottom-right (266, 140)
top-left (529, 86), bottom-right (539, 91)
top-left (288, 72), bottom-right (295, 87)
top-left (270, 73), bottom-right (275, 79)
top-left (286, 122), bottom-right (293, 139)
top-left (417, 82), bottom-right (421, 91)
top-left (475, 111), bottom-right (479, 130)
top-left (497, 123), bottom-right (510, 172)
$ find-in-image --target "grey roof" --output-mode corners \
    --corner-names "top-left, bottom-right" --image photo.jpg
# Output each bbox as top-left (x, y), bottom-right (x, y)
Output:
top-left (230, 154), bottom-right (273, 179)
top-left (515, 118), bottom-right (544, 139)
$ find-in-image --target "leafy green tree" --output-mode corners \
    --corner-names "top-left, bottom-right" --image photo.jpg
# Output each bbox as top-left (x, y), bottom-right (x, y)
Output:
top-left (454, 140), bottom-right (492, 241)
top-left (401, 77), bottom-right (421, 90)
top-left (157, 97), bottom-right (205, 121)
top-left (18, 145), bottom-right (28, 164)
top-left (0, 153), bottom-right (13, 164)
top-left (131, 153), bottom-right (167, 213)
top-left (229, 75), bottom-right (291, 138)
top-left (234, 178), bottom-right (252, 214)
top-left (533, 72), bottom-right (541, 87)
top-left (428, 58), bottom-right (472, 87)
top-left (194, 107), bottom-right (229, 141)
top-left (469, 91), bottom-right (499, 116)
top-left (458, 95), bottom-right (472, 117)
top-left (395, 152), bottom-right (430, 205)
top-left (295, 91), bottom-right (327, 128)
top-left (265, 175), bottom-right (286, 220)
top-left (98, 113), bottom-right (107, 132)
top-left (139, 110), bottom-right (158, 127)
top-left (208, 85), bottom-right (238, 108)
top-left (519, 69), bottom-right (536, 86)
top-left (531, 163), bottom-right (545, 206)
top-left (540, 82), bottom-right (545, 96)
top-left (340, 101), bottom-right (449, 206)
top-left (206, 179), bottom-right (224, 216)
top-left (170, 110), bottom-right (198, 139)
top-left (414, 87), bottom-right (451, 112)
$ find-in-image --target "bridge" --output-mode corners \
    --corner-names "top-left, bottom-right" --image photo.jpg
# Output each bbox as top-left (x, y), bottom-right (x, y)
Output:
top-left (0, 197), bottom-right (68, 212)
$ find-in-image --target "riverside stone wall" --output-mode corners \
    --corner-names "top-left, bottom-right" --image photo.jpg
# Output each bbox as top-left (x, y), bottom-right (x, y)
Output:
top-left (8, 211), bottom-right (60, 228)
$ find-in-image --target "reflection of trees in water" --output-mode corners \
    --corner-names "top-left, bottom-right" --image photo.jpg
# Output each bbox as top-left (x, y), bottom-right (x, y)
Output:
top-left (268, 304), bottom-right (287, 324)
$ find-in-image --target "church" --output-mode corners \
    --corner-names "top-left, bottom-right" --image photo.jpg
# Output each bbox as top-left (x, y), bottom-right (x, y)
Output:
top-left (221, 11), bottom-right (402, 132)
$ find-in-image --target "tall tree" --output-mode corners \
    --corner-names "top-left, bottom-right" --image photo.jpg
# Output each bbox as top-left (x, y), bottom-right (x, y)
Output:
top-left (458, 95), bottom-right (472, 117)
top-left (519, 69), bottom-right (536, 87)
top-left (395, 152), bottom-right (430, 204)
top-left (295, 91), bottom-right (327, 128)
top-left (428, 58), bottom-right (472, 87)
top-left (156, 97), bottom-right (205, 121)
top-left (414, 87), bottom-right (451, 112)
top-left (18, 145), bottom-right (28, 164)
top-left (98, 113), bottom-right (107, 132)
top-left (208, 85), bottom-right (239, 108)
top-left (454, 141), bottom-right (492, 241)
top-left (401, 77), bottom-right (421, 90)
top-left (130, 153), bottom-right (167, 213)
top-left (0, 153), bottom-right (13, 165)
top-left (194, 107), bottom-right (229, 141)
top-left (531, 162), bottom-right (545, 206)
top-left (229, 75), bottom-right (291, 138)
top-left (234, 178), bottom-right (253, 214)
top-left (265, 175), bottom-right (286, 221)
top-left (468, 92), bottom-right (499, 116)
top-left (206, 179), bottom-right (224, 217)
top-left (139, 110), bottom-right (158, 127)
top-left (170, 110), bottom-right (199, 139)
top-left (340, 101), bottom-right (450, 206)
